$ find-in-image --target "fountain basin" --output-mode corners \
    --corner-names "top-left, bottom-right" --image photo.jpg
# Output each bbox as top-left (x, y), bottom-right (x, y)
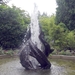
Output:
top-left (0, 57), bottom-right (75, 75)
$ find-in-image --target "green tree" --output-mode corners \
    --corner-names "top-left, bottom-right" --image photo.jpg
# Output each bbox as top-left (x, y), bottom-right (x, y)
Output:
top-left (40, 14), bottom-right (71, 51)
top-left (65, 30), bottom-right (75, 50)
top-left (0, 5), bottom-right (30, 50)
top-left (50, 23), bottom-right (68, 50)
top-left (39, 14), bottom-right (56, 44)
top-left (56, 0), bottom-right (75, 30)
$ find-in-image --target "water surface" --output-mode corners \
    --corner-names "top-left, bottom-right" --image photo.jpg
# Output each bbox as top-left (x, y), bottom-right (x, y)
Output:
top-left (0, 57), bottom-right (75, 75)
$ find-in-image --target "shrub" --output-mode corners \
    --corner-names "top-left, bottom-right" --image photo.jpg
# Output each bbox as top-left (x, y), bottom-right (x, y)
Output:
top-left (59, 50), bottom-right (66, 55)
top-left (5, 50), bottom-right (14, 56)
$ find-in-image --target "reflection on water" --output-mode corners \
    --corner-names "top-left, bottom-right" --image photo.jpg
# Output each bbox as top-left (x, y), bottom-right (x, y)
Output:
top-left (0, 57), bottom-right (75, 75)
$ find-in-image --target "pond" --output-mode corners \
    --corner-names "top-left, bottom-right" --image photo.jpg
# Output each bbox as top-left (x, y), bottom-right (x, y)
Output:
top-left (0, 57), bottom-right (75, 75)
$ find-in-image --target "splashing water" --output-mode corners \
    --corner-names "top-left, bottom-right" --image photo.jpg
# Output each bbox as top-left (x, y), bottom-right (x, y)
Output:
top-left (30, 4), bottom-right (43, 52)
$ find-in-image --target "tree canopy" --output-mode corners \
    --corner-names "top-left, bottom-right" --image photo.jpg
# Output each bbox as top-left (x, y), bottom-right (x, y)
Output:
top-left (0, 5), bottom-right (30, 50)
top-left (56, 0), bottom-right (75, 30)
top-left (39, 14), bottom-right (75, 52)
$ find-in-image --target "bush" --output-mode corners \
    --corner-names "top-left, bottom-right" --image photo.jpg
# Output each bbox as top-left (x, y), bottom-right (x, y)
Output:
top-left (5, 50), bottom-right (14, 56)
top-left (0, 48), bottom-right (15, 56)
top-left (0, 5), bottom-right (30, 50)
top-left (52, 49), bottom-right (58, 55)
top-left (65, 50), bottom-right (71, 55)
top-left (59, 50), bottom-right (66, 55)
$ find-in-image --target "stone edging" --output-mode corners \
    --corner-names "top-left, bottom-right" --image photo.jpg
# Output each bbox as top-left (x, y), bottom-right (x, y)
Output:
top-left (49, 55), bottom-right (75, 61)
top-left (0, 55), bottom-right (18, 59)
top-left (0, 55), bottom-right (75, 61)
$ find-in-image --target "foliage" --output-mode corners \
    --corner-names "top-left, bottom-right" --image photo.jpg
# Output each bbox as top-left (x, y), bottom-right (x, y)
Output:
top-left (39, 14), bottom-right (55, 42)
top-left (65, 50), bottom-right (72, 55)
top-left (51, 49), bottom-right (58, 55)
top-left (53, 50), bottom-right (72, 55)
top-left (39, 0), bottom-right (75, 55)
top-left (56, 0), bottom-right (75, 30)
top-left (0, 48), bottom-right (15, 56)
top-left (39, 14), bottom-right (75, 53)
top-left (4, 50), bottom-right (14, 56)
top-left (65, 30), bottom-right (75, 50)
top-left (59, 50), bottom-right (67, 55)
top-left (0, 5), bottom-right (30, 50)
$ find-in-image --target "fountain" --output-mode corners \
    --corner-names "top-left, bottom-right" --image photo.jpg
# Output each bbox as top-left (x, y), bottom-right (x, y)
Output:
top-left (0, 4), bottom-right (75, 75)
top-left (20, 4), bottom-right (53, 70)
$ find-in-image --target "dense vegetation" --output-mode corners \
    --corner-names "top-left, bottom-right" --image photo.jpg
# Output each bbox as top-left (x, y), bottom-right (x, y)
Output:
top-left (56, 0), bottom-right (75, 30)
top-left (0, 4), bottom-right (30, 50)
top-left (39, 14), bottom-right (75, 55)
top-left (39, 0), bottom-right (75, 55)
top-left (0, 0), bottom-right (75, 56)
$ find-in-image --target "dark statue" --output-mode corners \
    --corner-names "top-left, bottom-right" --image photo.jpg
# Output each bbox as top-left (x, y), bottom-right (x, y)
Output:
top-left (20, 28), bottom-right (53, 70)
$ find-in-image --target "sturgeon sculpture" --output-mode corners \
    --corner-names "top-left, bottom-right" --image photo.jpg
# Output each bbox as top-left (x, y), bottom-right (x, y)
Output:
top-left (20, 4), bottom-right (53, 70)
